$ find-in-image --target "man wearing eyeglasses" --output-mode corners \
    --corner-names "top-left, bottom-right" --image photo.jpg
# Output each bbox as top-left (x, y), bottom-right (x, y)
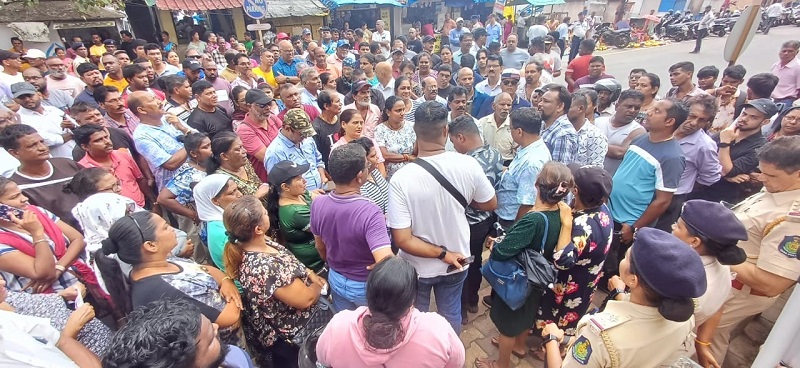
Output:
top-left (475, 69), bottom-right (530, 119)
top-left (475, 55), bottom-right (503, 97)
top-left (22, 68), bottom-right (73, 112)
top-left (273, 40), bottom-right (302, 86)
top-left (236, 89), bottom-right (281, 182)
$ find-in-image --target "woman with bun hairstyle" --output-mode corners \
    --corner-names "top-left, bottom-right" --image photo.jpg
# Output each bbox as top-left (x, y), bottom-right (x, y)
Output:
top-left (223, 195), bottom-right (325, 368)
top-left (316, 256), bottom-right (465, 367)
top-left (95, 211), bottom-right (242, 337)
top-left (478, 162), bottom-right (574, 368)
top-left (541, 227), bottom-right (708, 367)
top-left (666, 199), bottom-right (747, 368)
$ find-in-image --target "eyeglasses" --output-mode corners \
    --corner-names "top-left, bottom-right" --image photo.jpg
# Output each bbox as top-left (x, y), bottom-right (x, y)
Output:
top-left (783, 116), bottom-right (799, 123)
top-left (502, 79), bottom-right (519, 86)
top-left (188, 55), bottom-right (202, 59)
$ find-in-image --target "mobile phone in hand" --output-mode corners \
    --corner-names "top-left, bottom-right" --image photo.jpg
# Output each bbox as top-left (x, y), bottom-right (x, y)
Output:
top-left (447, 255), bottom-right (475, 272)
top-left (0, 203), bottom-right (25, 222)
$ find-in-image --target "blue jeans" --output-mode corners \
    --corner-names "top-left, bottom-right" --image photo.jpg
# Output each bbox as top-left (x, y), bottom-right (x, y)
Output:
top-left (415, 270), bottom-right (468, 335)
top-left (328, 267), bottom-right (367, 312)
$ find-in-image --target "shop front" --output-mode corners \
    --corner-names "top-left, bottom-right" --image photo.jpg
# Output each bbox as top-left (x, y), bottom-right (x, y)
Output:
top-left (323, 0), bottom-right (406, 37)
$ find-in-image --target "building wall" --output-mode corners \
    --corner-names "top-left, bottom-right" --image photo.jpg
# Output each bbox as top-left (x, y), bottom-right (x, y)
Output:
top-left (0, 24), bottom-right (78, 56)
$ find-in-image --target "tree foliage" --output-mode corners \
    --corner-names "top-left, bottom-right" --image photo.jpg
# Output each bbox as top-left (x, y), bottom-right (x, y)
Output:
top-left (10, 0), bottom-right (125, 13)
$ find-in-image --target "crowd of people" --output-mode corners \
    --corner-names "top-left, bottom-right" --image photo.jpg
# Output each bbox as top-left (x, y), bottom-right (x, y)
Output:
top-left (0, 11), bottom-right (799, 368)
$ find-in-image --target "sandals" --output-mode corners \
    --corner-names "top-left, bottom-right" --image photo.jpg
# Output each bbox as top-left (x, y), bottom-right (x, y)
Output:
top-left (474, 358), bottom-right (498, 368)
top-left (489, 335), bottom-right (526, 359)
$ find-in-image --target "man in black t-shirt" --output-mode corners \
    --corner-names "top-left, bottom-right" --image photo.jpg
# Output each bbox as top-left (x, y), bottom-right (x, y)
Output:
top-left (312, 90), bottom-right (342, 168)
top-left (187, 80), bottom-right (232, 139)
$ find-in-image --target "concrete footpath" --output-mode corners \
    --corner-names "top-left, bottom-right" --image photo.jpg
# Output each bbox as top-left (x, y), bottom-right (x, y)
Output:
top-left (457, 249), bottom-right (792, 367)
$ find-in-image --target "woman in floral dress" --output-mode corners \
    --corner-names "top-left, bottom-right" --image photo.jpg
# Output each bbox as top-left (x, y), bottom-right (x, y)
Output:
top-left (374, 96), bottom-right (416, 180)
top-left (223, 196), bottom-right (326, 368)
top-left (534, 165), bottom-right (613, 358)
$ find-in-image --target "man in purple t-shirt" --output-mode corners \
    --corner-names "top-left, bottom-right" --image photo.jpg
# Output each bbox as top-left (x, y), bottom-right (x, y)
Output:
top-left (310, 143), bottom-right (393, 311)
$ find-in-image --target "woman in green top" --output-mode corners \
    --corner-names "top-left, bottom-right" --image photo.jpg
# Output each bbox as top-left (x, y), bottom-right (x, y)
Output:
top-left (476, 162), bottom-right (574, 368)
top-left (193, 174), bottom-right (243, 270)
top-left (207, 132), bottom-right (270, 209)
top-left (265, 160), bottom-right (325, 274)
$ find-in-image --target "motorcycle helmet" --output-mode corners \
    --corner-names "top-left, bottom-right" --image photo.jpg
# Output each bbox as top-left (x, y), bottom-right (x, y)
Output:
top-left (594, 79), bottom-right (622, 102)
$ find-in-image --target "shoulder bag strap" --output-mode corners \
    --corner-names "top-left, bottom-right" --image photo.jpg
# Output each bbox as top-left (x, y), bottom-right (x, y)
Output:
top-left (412, 158), bottom-right (468, 208)
top-left (535, 212), bottom-right (550, 253)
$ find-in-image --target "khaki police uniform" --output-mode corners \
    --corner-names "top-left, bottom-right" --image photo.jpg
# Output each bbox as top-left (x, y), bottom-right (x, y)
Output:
top-left (709, 188), bottom-right (800, 362)
top-left (562, 300), bottom-right (694, 367)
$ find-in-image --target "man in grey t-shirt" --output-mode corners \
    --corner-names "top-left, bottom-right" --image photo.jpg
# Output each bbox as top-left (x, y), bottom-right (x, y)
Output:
top-left (497, 35), bottom-right (529, 70)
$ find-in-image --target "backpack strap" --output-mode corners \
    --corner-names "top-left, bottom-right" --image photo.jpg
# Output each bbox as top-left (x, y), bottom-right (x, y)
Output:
top-left (535, 212), bottom-right (549, 253)
top-left (412, 158), bottom-right (468, 208)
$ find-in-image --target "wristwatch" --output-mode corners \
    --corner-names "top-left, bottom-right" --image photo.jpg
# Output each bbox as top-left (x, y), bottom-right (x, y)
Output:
top-left (718, 142), bottom-right (732, 148)
top-left (436, 246), bottom-right (448, 260)
top-left (541, 333), bottom-right (560, 347)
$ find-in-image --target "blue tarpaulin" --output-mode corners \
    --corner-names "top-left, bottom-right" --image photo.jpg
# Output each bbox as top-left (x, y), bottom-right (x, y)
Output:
top-left (322, 0), bottom-right (405, 9)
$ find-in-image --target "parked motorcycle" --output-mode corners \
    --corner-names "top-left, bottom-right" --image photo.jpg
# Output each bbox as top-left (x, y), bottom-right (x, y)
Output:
top-left (592, 22), bottom-right (632, 48)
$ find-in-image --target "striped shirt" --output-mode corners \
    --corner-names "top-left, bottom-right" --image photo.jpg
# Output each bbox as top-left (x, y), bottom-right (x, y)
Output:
top-left (360, 169), bottom-right (389, 214)
top-left (10, 158), bottom-right (83, 229)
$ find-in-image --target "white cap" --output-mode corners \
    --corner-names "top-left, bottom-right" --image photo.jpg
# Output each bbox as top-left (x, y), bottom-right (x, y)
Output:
top-left (23, 49), bottom-right (47, 59)
top-left (456, 17), bottom-right (464, 22)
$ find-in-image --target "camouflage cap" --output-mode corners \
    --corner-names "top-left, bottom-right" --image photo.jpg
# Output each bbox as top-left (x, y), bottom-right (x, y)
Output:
top-left (284, 108), bottom-right (316, 138)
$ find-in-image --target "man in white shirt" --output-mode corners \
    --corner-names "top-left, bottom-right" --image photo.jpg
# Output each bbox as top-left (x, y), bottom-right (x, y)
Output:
top-left (568, 13), bottom-right (590, 62)
top-left (375, 62), bottom-right (395, 100)
top-left (690, 6), bottom-right (715, 54)
top-left (764, 0), bottom-right (784, 35)
top-left (372, 20), bottom-right (392, 57)
top-left (475, 55), bottom-right (503, 97)
top-left (12, 82), bottom-right (76, 158)
top-left (300, 68), bottom-right (322, 113)
top-left (527, 18), bottom-right (549, 43)
top-left (0, 50), bottom-right (25, 87)
top-left (388, 101), bottom-right (497, 335)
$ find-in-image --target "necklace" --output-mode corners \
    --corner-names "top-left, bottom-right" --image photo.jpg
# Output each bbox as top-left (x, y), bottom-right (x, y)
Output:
top-left (650, 135), bottom-right (675, 143)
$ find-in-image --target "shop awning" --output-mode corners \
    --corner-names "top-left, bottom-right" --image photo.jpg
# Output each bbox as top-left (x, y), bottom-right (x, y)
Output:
top-left (508, 0), bottom-right (565, 6)
top-left (154, 0), bottom-right (244, 10)
top-left (321, 0), bottom-right (405, 10)
top-left (264, 0), bottom-right (328, 18)
top-left (0, 1), bottom-right (125, 23)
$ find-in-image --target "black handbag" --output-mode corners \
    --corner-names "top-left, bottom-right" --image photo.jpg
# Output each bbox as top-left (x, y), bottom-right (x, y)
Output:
top-left (272, 297), bottom-right (335, 347)
top-left (516, 212), bottom-right (557, 292)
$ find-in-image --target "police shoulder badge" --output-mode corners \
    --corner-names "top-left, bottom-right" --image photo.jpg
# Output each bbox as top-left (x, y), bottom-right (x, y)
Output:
top-left (778, 236), bottom-right (799, 258)
top-left (571, 336), bottom-right (593, 364)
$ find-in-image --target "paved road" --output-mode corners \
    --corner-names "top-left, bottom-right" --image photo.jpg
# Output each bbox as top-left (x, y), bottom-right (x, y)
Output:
top-left (566, 25), bottom-right (798, 90)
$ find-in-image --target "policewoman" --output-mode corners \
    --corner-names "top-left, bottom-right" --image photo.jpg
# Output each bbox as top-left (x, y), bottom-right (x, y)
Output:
top-left (709, 136), bottom-right (800, 363)
top-left (541, 227), bottom-right (707, 367)
top-left (670, 199), bottom-right (747, 368)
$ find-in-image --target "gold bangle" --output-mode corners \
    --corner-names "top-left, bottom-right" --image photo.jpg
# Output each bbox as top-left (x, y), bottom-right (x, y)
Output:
top-left (33, 239), bottom-right (49, 245)
top-left (695, 338), bottom-right (711, 346)
top-left (221, 276), bottom-right (233, 283)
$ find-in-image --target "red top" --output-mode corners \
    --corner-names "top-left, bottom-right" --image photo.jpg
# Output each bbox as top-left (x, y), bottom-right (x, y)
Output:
top-left (566, 55), bottom-right (593, 92)
top-left (79, 149), bottom-right (145, 207)
top-left (236, 113), bottom-right (282, 182)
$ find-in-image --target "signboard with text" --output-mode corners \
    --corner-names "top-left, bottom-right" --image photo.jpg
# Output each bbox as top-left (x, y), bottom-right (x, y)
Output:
top-left (243, 0), bottom-right (268, 20)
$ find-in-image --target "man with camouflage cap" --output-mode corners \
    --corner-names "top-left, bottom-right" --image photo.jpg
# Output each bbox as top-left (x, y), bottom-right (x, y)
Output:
top-left (264, 108), bottom-right (327, 190)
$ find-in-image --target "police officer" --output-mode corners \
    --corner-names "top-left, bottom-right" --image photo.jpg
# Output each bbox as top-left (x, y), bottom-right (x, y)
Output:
top-left (710, 136), bottom-right (800, 363)
top-left (541, 228), bottom-right (707, 367)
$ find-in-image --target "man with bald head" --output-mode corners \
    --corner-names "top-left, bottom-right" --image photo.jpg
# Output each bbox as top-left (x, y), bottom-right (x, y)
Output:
top-left (273, 40), bottom-right (302, 85)
top-left (478, 92), bottom-right (516, 164)
top-left (417, 76), bottom-right (447, 105)
top-left (456, 67), bottom-right (489, 117)
top-left (129, 90), bottom-right (191, 190)
top-left (22, 68), bottom-right (73, 111)
top-left (375, 61), bottom-right (394, 100)
top-left (312, 47), bottom-right (333, 77)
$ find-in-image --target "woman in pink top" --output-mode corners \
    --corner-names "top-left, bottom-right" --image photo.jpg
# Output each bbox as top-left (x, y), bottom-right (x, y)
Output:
top-left (316, 257), bottom-right (465, 368)
top-left (331, 109), bottom-right (386, 177)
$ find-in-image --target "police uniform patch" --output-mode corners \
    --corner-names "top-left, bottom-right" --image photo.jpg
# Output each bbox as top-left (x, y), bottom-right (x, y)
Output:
top-left (572, 336), bottom-right (593, 364)
top-left (778, 236), bottom-right (799, 258)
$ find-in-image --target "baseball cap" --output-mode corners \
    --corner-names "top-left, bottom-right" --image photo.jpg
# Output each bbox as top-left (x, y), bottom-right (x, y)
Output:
top-left (351, 80), bottom-right (371, 94)
top-left (182, 59), bottom-right (203, 71)
top-left (567, 163), bottom-right (612, 207)
top-left (501, 68), bottom-right (521, 80)
top-left (103, 39), bottom-right (118, 46)
top-left (302, 28), bottom-right (312, 35)
top-left (267, 160), bottom-right (310, 186)
top-left (741, 98), bottom-right (778, 118)
top-left (22, 49), bottom-right (46, 59)
top-left (343, 57), bottom-right (356, 68)
top-left (422, 35), bottom-right (435, 43)
top-left (244, 89), bottom-right (273, 106)
top-left (283, 108), bottom-right (316, 138)
top-left (456, 17), bottom-right (464, 22)
top-left (391, 48), bottom-right (404, 56)
top-left (543, 35), bottom-right (555, 44)
top-left (0, 50), bottom-right (21, 62)
top-left (337, 40), bottom-right (351, 49)
top-left (11, 82), bottom-right (38, 98)
top-left (277, 32), bottom-right (290, 40)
